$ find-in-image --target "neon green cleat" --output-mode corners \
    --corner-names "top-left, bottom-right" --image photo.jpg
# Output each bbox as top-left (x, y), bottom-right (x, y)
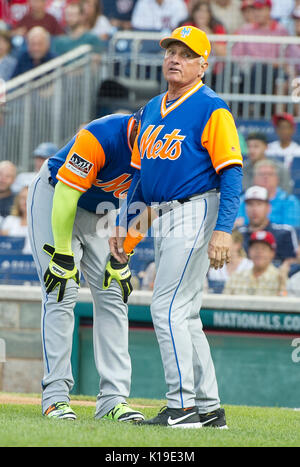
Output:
top-left (44, 402), bottom-right (77, 420)
top-left (102, 402), bottom-right (145, 422)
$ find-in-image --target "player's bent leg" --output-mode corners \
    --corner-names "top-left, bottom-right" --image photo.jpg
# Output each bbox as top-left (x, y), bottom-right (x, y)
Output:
top-left (77, 211), bottom-right (141, 420)
top-left (40, 284), bottom-right (79, 414)
top-left (27, 165), bottom-right (81, 415)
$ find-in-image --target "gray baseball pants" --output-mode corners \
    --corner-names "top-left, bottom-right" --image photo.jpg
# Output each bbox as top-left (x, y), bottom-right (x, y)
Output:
top-left (151, 191), bottom-right (221, 413)
top-left (27, 162), bottom-right (132, 417)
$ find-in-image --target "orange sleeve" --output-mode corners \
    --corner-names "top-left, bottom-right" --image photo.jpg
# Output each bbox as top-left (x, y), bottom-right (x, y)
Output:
top-left (201, 108), bottom-right (243, 174)
top-left (123, 228), bottom-right (145, 254)
top-left (130, 122), bottom-right (141, 170)
top-left (57, 129), bottom-right (106, 192)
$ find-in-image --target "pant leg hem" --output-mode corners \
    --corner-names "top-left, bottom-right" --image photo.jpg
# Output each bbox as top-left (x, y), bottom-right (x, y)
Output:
top-left (94, 396), bottom-right (127, 419)
top-left (42, 395), bottom-right (70, 414)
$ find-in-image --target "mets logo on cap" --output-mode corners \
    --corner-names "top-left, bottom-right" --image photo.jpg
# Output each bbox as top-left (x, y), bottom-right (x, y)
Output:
top-left (180, 27), bottom-right (192, 38)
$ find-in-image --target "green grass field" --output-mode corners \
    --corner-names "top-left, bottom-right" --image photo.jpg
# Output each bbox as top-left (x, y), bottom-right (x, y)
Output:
top-left (1, 394), bottom-right (300, 448)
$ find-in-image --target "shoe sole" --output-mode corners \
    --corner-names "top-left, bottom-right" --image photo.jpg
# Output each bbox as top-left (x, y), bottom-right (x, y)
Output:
top-left (168, 422), bottom-right (202, 429)
top-left (118, 414), bottom-right (145, 422)
top-left (45, 414), bottom-right (77, 420)
top-left (202, 423), bottom-right (228, 429)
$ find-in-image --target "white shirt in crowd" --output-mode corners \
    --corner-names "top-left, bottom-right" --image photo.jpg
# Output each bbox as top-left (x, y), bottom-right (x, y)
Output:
top-left (270, 0), bottom-right (295, 21)
top-left (131, 0), bottom-right (188, 32)
top-left (266, 140), bottom-right (300, 168)
top-left (208, 258), bottom-right (253, 283)
top-left (90, 15), bottom-right (116, 37)
top-left (287, 270), bottom-right (300, 297)
top-left (0, 215), bottom-right (32, 254)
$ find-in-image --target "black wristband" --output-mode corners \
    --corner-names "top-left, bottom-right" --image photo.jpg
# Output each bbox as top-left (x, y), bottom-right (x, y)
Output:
top-left (52, 252), bottom-right (75, 271)
top-left (110, 254), bottom-right (128, 270)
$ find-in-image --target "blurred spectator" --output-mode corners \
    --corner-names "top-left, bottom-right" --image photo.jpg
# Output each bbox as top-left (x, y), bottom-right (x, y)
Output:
top-left (270, 0), bottom-right (295, 32)
top-left (266, 113), bottom-right (300, 168)
top-left (81, 0), bottom-right (114, 40)
top-left (101, 0), bottom-right (137, 30)
top-left (232, 0), bottom-right (289, 96)
top-left (12, 0), bottom-right (65, 36)
top-left (286, 7), bottom-right (300, 77)
top-left (208, 229), bottom-right (253, 290)
top-left (238, 185), bottom-right (299, 265)
top-left (0, 30), bottom-right (17, 81)
top-left (0, 185), bottom-right (31, 254)
top-left (11, 26), bottom-right (56, 77)
top-left (223, 230), bottom-right (287, 296)
top-left (240, 0), bottom-right (255, 25)
top-left (243, 132), bottom-right (293, 193)
top-left (131, 0), bottom-right (188, 32)
top-left (11, 142), bottom-right (58, 193)
top-left (0, 160), bottom-right (17, 218)
top-left (45, 0), bottom-right (67, 28)
top-left (210, 0), bottom-right (244, 34)
top-left (52, 1), bottom-right (106, 54)
top-left (0, 0), bottom-right (28, 28)
top-left (237, 160), bottom-right (300, 227)
top-left (181, 1), bottom-right (227, 58)
top-left (287, 269), bottom-right (300, 296)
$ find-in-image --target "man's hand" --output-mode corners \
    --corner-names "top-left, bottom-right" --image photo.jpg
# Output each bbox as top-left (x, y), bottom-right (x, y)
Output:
top-left (108, 226), bottom-right (128, 264)
top-left (43, 243), bottom-right (80, 302)
top-left (208, 230), bottom-right (232, 270)
top-left (103, 254), bottom-right (133, 303)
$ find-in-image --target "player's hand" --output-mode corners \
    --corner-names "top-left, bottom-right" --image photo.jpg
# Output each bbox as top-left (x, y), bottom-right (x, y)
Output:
top-left (43, 243), bottom-right (80, 302)
top-left (103, 254), bottom-right (133, 303)
top-left (108, 226), bottom-right (128, 264)
top-left (208, 231), bottom-right (232, 270)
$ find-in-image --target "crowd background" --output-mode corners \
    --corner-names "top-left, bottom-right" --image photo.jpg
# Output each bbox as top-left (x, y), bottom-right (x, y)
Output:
top-left (1, 0), bottom-right (300, 297)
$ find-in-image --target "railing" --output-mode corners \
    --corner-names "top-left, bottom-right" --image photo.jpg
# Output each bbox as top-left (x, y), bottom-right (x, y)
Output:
top-left (2, 32), bottom-right (300, 171)
top-left (105, 31), bottom-right (300, 119)
top-left (0, 45), bottom-right (101, 170)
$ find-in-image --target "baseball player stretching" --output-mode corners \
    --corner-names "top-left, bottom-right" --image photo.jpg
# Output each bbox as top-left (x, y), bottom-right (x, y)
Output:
top-left (27, 112), bottom-right (145, 422)
top-left (108, 27), bottom-right (243, 429)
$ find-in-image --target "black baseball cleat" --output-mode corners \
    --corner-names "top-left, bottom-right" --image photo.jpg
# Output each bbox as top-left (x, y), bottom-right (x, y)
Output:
top-left (137, 406), bottom-right (202, 429)
top-left (199, 408), bottom-right (228, 429)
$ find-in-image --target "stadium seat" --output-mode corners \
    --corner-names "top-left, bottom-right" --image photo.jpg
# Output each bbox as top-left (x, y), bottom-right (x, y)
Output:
top-left (0, 236), bottom-right (25, 253)
top-left (0, 252), bottom-right (39, 285)
top-left (207, 279), bottom-right (225, 294)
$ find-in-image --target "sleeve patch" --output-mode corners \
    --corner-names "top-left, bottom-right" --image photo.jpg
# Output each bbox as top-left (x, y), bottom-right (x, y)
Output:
top-left (65, 153), bottom-right (94, 178)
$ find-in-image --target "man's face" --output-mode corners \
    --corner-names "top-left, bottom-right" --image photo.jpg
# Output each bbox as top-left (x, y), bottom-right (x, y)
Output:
top-left (65, 4), bottom-right (82, 28)
top-left (29, 0), bottom-right (46, 14)
top-left (34, 156), bottom-right (46, 172)
top-left (254, 165), bottom-right (278, 193)
top-left (0, 164), bottom-right (16, 192)
top-left (163, 42), bottom-right (206, 87)
top-left (248, 241), bottom-right (274, 269)
top-left (247, 139), bottom-right (267, 163)
top-left (28, 33), bottom-right (49, 60)
top-left (246, 199), bottom-right (270, 227)
top-left (276, 120), bottom-right (295, 142)
top-left (255, 6), bottom-right (271, 26)
top-left (129, 122), bottom-right (138, 149)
